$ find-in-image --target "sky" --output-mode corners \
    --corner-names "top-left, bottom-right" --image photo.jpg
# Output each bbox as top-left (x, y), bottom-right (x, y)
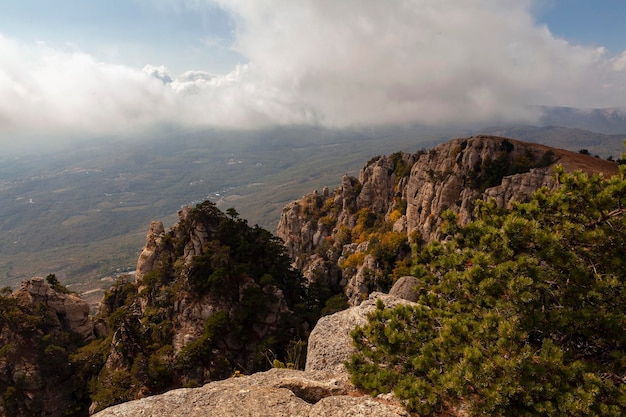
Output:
top-left (1, 0), bottom-right (625, 146)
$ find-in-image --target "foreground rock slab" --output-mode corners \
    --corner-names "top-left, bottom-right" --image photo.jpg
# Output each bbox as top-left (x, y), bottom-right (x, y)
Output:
top-left (92, 368), bottom-right (408, 417)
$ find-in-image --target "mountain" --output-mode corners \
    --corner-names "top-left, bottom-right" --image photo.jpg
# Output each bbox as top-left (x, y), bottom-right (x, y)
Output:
top-left (277, 135), bottom-right (619, 305)
top-left (538, 106), bottom-right (626, 135)
top-left (476, 125), bottom-right (626, 158)
top-left (0, 136), bottom-right (622, 416)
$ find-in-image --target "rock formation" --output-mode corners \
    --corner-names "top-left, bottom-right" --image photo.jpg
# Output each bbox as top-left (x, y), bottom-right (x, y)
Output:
top-left (0, 277), bottom-right (95, 417)
top-left (13, 277), bottom-right (95, 342)
top-left (134, 220), bottom-right (166, 284)
top-left (92, 368), bottom-right (409, 417)
top-left (388, 276), bottom-right (421, 302)
top-left (278, 136), bottom-right (619, 305)
top-left (88, 200), bottom-right (308, 413)
top-left (93, 292), bottom-right (415, 417)
top-left (305, 292), bottom-right (418, 376)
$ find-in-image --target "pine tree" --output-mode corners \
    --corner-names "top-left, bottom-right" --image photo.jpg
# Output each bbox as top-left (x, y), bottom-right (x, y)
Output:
top-left (347, 164), bottom-right (626, 416)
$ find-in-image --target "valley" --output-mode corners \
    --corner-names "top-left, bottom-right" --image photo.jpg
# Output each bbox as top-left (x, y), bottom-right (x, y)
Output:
top-left (0, 126), bottom-right (448, 297)
top-left (0, 122), bottom-right (624, 303)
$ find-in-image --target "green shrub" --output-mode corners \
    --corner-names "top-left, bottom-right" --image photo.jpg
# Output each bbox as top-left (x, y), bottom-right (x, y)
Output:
top-left (321, 293), bottom-right (349, 316)
top-left (348, 166), bottom-right (626, 416)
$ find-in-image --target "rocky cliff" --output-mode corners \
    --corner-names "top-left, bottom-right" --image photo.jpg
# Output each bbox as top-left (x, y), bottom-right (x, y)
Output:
top-left (89, 200), bottom-right (430, 416)
top-left (0, 277), bottom-right (96, 417)
top-left (86, 201), bottom-right (309, 414)
top-left (278, 136), bottom-right (619, 305)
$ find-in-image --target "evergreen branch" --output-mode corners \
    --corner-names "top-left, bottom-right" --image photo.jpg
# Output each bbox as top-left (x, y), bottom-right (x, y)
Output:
top-left (586, 208), bottom-right (626, 228)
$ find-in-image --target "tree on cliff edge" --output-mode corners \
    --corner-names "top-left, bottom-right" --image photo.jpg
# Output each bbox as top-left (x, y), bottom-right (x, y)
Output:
top-left (348, 164), bottom-right (626, 416)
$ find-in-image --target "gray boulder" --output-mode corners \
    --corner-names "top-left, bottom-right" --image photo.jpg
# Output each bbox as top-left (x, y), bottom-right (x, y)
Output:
top-left (388, 276), bottom-right (421, 302)
top-left (305, 292), bottom-right (418, 377)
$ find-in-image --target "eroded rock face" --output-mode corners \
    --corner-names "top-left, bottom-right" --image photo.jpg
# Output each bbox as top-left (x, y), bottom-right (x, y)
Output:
top-left (13, 277), bottom-right (94, 342)
top-left (404, 138), bottom-right (552, 241)
top-left (134, 220), bottom-right (166, 284)
top-left (277, 136), bottom-right (619, 305)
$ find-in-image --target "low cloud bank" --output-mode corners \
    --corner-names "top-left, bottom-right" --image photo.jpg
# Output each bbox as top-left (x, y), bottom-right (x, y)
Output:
top-left (1, 0), bottom-right (626, 145)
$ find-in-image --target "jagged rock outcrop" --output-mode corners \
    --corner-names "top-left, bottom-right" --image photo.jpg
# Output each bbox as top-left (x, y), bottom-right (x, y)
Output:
top-left (402, 137), bottom-right (602, 241)
top-left (278, 136), bottom-right (619, 305)
top-left (136, 204), bottom-right (293, 357)
top-left (93, 293), bottom-right (416, 417)
top-left (13, 277), bottom-right (95, 342)
top-left (89, 201), bottom-right (307, 413)
top-left (134, 220), bottom-right (166, 283)
top-left (0, 278), bottom-right (94, 417)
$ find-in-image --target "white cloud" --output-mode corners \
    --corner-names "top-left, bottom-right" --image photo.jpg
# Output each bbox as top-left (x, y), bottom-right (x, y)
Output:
top-left (143, 65), bottom-right (174, 84)
top-left (212, 0), bottom-right (626, 124)
top-left (1, 0), bottom-right (626, 145)
top-left (612, 51), bottom-right (626, 72)
top-left (0, 36), bottom-right (174, 139)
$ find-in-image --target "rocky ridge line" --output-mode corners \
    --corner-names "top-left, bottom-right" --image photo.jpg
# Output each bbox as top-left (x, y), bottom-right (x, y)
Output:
top-left (277, 136), bottom-right (619, 305)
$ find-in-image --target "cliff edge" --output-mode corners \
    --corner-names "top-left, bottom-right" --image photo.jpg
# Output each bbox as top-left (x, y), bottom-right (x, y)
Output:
top-left (277, 136), bottom-right (619, 305)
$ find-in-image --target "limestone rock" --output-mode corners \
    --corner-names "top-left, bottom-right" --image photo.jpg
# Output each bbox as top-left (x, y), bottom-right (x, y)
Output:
top-left (310, 395), bottom-right (409, 417)
top-left (344, 254), bottom-right (380, 306)
top-left (388, 276), bottom-right (421, 302)
top-left (305, 292), bottom-right (418, 377)
top-left (92, 368), bottom-right (408, 417)
top-left (405, 138), bottom-right (551, 241)
top-left (356, 156), bottom-right (396, 214)
top-left (277, 136), bottom-right (619, 305)
top-left (483, 167), bottom-right (554, 207)
top-left (13, 277), bottom-right (94, 342)
top-left (134, 220), bottom-right (166, 284)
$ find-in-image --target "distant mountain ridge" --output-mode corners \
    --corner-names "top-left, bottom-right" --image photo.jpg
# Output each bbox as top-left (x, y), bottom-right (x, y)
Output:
top-left (537, 106), bottom-right (626, 135)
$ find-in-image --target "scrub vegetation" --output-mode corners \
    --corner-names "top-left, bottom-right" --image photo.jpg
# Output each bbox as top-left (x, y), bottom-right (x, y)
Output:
top-left (347, 165), bottom-right (626, 416)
